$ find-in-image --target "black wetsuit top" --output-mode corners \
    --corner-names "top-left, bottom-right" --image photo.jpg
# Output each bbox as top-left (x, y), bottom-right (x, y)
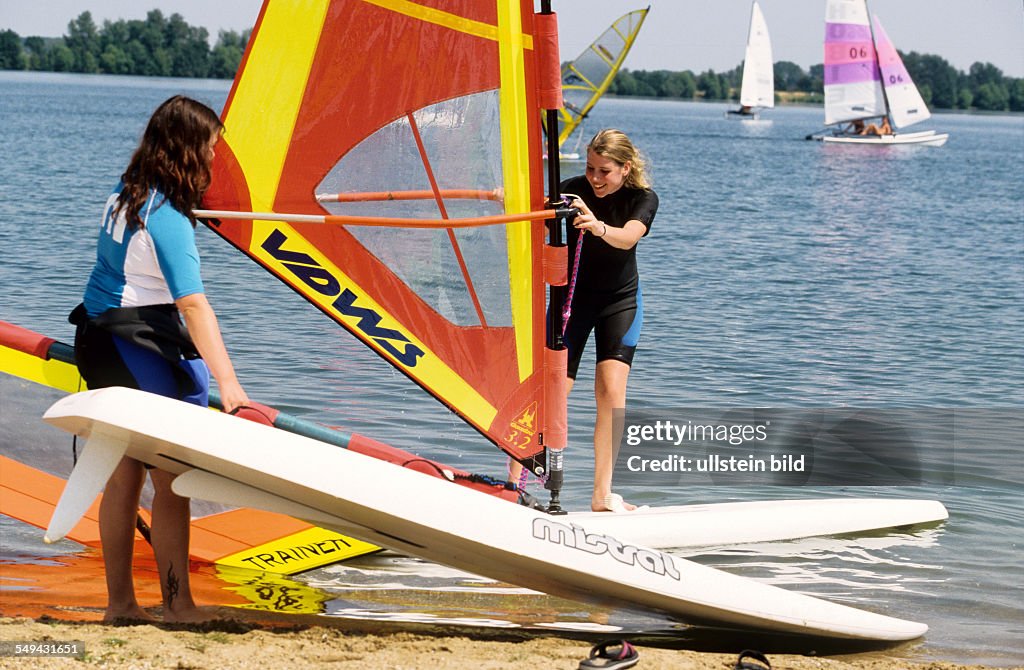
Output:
top-left (561, 176), bottom-right (658, 296)
top-left (559, 176), bottom-right (658, 376)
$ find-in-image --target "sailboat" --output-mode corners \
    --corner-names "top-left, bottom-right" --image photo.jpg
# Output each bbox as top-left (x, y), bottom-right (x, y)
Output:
top-left (815, 0), bottom-right (948, 146)
top-left (727, 0), bottom-right (774, 119)
top-left (544, 7), bottom-right (649, 159)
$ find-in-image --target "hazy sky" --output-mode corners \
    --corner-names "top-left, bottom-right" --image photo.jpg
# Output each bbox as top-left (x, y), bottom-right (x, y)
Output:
top-left (2, 0), bottom-right (1022, 77)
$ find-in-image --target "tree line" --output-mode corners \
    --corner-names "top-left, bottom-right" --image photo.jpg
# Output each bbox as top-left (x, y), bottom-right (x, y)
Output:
top-left (2, 10), bottom-right (1022, 112)
top-left (0, 10), bottom-right (247, 79)
top-left (610, 53), bottom-right (1024, 112)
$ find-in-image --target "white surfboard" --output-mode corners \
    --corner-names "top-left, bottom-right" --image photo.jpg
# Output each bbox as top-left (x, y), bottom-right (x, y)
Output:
top-left (43, 388), bottom-right (929, 641)
top-left (174, 472), bottom-right (948, 552)
top-left (574, 498), bottom-right (947, 550)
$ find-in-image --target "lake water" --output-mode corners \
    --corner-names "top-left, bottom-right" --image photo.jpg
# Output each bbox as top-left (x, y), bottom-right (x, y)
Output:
top-left (0, 71), bottom-right (1021, 666)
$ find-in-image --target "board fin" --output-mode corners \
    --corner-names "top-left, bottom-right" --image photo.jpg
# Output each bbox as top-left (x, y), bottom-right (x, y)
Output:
top-left (45, 434), bottom-right (126, 543)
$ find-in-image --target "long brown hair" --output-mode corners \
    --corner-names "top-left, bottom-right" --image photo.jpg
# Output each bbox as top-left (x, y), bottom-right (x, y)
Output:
top-left (588, 128), bottom-right (651, 190)
top-left (117, 95), bottom-right (222, 229)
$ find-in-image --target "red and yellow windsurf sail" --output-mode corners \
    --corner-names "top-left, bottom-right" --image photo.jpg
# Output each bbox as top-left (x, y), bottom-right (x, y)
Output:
top-left (203, 0), bottom-right (562, 474)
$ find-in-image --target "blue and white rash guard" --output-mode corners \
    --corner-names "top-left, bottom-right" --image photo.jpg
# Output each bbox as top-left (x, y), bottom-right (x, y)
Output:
top-left (83, 184), bottom-right (204, 318)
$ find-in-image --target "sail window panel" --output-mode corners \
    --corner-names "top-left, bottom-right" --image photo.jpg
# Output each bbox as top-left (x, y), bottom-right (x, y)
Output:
top-left (562, 9), bottom-right (644, 112)
top-left (563, 32), bottom-right (626, 114)
top-left (550, 9), bottom-right (647, 149)
top-left (315, 91), bottom-right (512, 328)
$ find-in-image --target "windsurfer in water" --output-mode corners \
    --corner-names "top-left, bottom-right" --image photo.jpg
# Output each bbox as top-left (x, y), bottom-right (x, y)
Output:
top-left (560, 129), bottom-right (658, 512)
top-left (70, 95), bottom-right (249, 622)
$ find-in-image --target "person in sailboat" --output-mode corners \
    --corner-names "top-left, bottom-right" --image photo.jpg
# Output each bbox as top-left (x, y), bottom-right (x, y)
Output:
top-left (562, 129), bottom-right (659, 512)
top-left (70, 95), bottom-right (250, 623)
top-left (848, 117), bottom-right (892, 136)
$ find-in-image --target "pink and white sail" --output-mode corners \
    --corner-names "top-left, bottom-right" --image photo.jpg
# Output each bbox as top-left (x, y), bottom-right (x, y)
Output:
top-left (871, 16), bottom-right (930, 129)
top-left (823, 0), bottom-right (885, 125)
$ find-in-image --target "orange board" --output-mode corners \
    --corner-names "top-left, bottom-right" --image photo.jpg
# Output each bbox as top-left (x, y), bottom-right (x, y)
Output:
top-left (0, 454), bottom-right (377, 574)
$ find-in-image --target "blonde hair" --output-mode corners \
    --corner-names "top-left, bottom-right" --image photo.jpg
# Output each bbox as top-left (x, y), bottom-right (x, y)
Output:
top-left (587, 129), bottom-right (651, 190)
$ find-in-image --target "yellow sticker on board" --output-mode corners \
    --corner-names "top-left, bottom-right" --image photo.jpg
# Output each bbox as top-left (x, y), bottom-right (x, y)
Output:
top-left (215, 526), bottom-right (379, 574)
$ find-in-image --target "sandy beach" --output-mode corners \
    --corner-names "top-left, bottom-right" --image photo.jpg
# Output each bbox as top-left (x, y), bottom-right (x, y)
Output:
top-left (3, 540), bottom-right (1019, 670)
top-left (1, 614), bottom-right (1019, 670)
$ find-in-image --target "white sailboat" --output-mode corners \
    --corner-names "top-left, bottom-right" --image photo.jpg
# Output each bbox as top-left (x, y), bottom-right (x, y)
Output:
top-left (728, 0), bottom-right (774, 119)
top-left (816, 0), bottom-right (948, 146)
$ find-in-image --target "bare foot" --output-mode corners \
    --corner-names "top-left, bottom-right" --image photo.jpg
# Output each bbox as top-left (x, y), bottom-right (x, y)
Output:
top-left (104, 605), bottom-right (157, 624)
top-left (162, 605), bottom-right (223, 624)
top-left (592, 492), bottom-right (637, 512)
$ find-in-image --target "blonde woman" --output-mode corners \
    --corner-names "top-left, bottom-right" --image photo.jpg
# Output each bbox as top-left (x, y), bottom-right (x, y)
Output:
top-left (561, 129), bottom-right (658, 512)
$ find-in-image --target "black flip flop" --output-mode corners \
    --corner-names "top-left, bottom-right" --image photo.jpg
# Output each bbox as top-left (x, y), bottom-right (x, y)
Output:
top-left (734, 649), bottom-right (771, 670)
top-left (578, 640), bottom-right (639, 670)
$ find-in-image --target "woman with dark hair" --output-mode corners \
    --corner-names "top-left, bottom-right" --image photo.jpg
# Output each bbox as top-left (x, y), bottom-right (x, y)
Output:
top-left (71, 95), bottom-right (249, 622)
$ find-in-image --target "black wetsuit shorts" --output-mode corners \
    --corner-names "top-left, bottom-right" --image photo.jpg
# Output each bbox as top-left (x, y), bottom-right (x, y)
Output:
top-left (564, 285), bottom-right (643, 379)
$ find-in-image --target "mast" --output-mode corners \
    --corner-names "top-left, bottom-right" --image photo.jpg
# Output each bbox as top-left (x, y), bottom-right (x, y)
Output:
top-left (745, 1), bottom-right (757, 63)
top-left (864, 0), bottom-right (892, 125)
top-left (741, 0), bottom-right (757, 109)
top-left (540, 0), bottom-right (569, 514)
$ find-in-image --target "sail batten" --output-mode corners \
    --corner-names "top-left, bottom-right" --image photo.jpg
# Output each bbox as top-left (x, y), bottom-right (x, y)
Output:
top-left (224, 1), bottom-right (330, 212)
top-left (316, 189), bottom-right (503, 203)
